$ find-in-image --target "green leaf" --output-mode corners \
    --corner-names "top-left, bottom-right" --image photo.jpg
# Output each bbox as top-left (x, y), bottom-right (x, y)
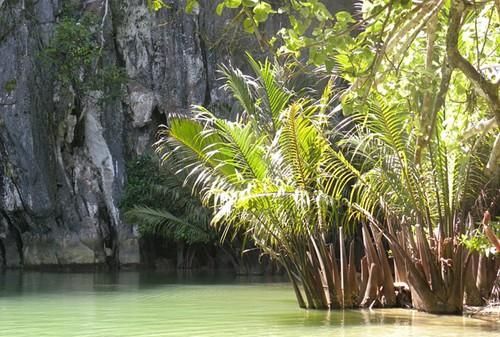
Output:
top-left (185, 0), bottom-right (199, 13)
top-left (243, 17), bottom-right (256, 33)
top-left (147, 0), bottom-right (167, 11)
top-left (289, 15), bottom-right (310, 35)
top-left (247, 55), bottom-right (292, 133)
top-left (309, 47), bottom-right (326, 66)
top-left (335, 11), bottom-right (354, 30)
top-left (242, 0), bottom-right (258, 7)
top-left (311, 2), bottom-right (331, 22)
top-left (216, 2), bottom-right (225, 15)
top-left (253, 2), bottom-right (273, 23)
top-left (224, 0), bottom-right (242, 9)
top-left (335, 11), bottom-right (354, 22)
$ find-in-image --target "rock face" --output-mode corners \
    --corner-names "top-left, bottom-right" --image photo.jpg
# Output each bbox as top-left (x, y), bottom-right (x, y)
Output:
top-left (0, 0), bottom-right (351, 268)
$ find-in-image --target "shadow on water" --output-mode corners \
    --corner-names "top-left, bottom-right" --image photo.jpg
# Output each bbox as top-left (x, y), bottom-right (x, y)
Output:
top-left (0, 269), bottom-right (288, 296)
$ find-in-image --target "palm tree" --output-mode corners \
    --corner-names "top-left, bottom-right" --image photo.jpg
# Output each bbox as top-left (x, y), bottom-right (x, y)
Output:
top-left (326, 96), bottom-right (498, 313)
top-left (154, 56), bottom-right (363, 309)
top-left (324, 0), bottom-right (500, 314)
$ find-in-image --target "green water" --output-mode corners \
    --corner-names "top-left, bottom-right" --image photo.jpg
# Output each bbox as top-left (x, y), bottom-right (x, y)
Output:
top-left (0, 271), bottom-right (497, 337)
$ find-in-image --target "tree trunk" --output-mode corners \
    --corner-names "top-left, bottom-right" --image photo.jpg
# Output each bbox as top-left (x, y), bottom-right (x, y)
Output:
top-left (380, 224), bottom-right (466, 314)
top-left (464, 253), bottom-right (483, 306)
top-left (360, 263), bottom-right (379, 308)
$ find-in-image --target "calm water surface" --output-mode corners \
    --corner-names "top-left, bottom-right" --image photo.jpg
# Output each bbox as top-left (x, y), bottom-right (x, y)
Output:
top-left (0, 271), bottom-right (497, 337)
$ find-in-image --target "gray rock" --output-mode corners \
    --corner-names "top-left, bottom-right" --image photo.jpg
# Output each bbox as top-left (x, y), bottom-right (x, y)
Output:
top-left (0, 0), bottom-right (352, 268)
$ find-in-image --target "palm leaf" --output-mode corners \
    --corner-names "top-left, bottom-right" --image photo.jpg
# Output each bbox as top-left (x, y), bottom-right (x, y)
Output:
top-left (125, 206), bottom-right (211, 242)
top-left (219, 64), bottom-right (258, 118)
top-left (247, 54), bottom-right (292, 133)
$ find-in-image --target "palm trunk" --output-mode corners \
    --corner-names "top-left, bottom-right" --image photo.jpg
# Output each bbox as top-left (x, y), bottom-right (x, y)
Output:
top-left (383, 224), bottom-right (466, 314)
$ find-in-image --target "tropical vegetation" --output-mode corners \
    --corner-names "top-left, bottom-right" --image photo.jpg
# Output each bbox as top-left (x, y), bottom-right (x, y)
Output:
top-left (155, 58), bottom-right (356, 309)
top-left (122, 154), bottom-right (265, 272)
top-left (126, 0), bottom-right (500, 314)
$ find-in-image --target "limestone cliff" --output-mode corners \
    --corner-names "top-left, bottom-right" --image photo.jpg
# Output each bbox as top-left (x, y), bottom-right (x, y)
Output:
top-left (0, 0), bottom-right (351, 268)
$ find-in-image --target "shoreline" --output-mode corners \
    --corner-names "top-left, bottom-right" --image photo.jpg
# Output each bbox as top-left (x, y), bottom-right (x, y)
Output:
top-left (464, 305), bottom-right (500, 323)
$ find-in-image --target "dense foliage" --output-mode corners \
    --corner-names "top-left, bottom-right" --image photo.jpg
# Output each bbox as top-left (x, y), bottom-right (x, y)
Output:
top-left (155, 57), bottom-right (350, 308)
top-left (122, 155), bottom-right (259, 271)
top-left (145, 0), bottom-right (499, 312)
top-left (122, 154), bottom-right (213, 245)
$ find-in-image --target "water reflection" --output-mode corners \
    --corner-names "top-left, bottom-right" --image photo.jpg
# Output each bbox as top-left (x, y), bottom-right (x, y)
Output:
top-left (272, 308), bottom-right (497, 334)
top-left (0, 270), bottom-right (289, 295)
top-left (0, 271), bottom-right (497, 337)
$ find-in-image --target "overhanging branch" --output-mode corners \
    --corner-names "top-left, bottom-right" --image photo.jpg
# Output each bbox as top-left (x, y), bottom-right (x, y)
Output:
top-left (462, 116), bottom-right (498, 140)
top-left (447, 0), bottom-right (499, 121)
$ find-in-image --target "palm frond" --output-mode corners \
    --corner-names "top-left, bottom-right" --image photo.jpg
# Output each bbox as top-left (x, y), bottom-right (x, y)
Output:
top-left (125, 206), bottom-right (211, 243)
top-left (219, 64), bottom-right (259, 119)
top-left (212, 119), bottom-right (269, 180)
top-left (247, 54), bottom-right (292, 133)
